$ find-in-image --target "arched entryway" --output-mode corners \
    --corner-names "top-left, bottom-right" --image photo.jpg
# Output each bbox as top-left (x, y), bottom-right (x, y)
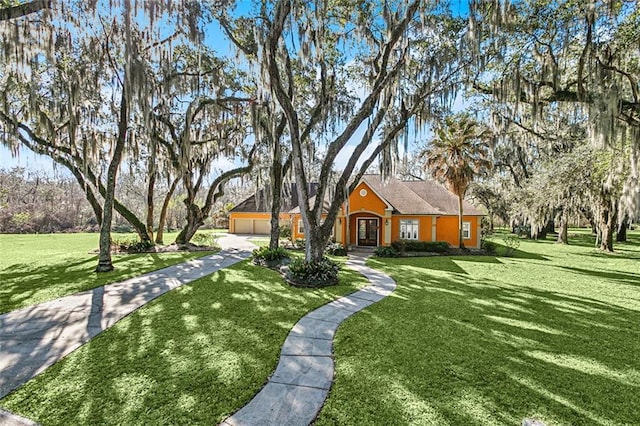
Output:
top-left (348, 212), bottom-right (383, 247)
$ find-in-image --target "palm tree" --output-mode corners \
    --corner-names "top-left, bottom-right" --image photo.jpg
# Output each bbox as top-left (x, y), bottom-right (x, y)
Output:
top-left (422, 114), bottom-right (492, 249)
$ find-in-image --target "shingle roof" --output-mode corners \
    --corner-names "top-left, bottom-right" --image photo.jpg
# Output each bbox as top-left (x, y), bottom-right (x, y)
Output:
top-left (288, 194), bottom-right (331, 214)
top-left (232, 177), bottom-right (484, 216)
top-left (230, 183), bottom-right (319, 213)
top-left (362, 175), bottom-right (484, 216)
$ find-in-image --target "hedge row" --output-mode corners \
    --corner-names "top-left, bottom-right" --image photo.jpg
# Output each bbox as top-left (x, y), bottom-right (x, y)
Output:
top-left (390, 240), bottom-right (450, 253)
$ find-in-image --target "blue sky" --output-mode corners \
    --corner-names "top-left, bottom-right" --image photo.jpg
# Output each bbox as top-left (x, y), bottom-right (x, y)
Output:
top-left (1, 0), bottom-right (472, 176)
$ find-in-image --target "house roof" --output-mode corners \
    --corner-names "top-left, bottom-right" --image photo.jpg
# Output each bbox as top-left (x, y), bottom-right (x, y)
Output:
top-left (231, 177), bottom-right (484, 216)
top-left (362, 175), bottom-right (484, 216)
top-left (288, 194), bottom-right (331, 214)
top-left (230, 183), bottom-right (319, 213)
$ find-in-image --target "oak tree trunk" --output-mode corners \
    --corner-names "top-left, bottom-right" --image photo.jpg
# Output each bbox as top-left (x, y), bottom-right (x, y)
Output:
top-left (175, 202), bottom-right (203, 245)
top-left (598, 200), bottom-right (616, 252)
top-left (96, 90), bottom-right (128, 272)
top-left (557, 211), bottom-right (568, 244)
top-left (155, 177), bottom-right (179, 244)
top-left (616, 214), bottom-right (628, 242)
top-left (146, 149), bottom-right (157, 241)
top-left (306, 226), bottom-right (330, 263)
top-left (269, 140), bottom-right (283, 250)
top-left (113, 200), bottom-right (152, 243)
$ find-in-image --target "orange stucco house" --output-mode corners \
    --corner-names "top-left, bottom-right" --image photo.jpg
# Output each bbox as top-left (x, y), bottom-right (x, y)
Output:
top-left (229, 175), bottom-right (484, 248)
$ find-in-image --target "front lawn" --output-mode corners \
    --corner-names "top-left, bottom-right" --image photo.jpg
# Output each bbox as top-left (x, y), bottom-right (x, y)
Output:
top-left (0, 233), bottom-right (214, 314)
top-left (0, 259), bottom-right (368, 425)
top-left (317, 230), bottom-right (640, 425)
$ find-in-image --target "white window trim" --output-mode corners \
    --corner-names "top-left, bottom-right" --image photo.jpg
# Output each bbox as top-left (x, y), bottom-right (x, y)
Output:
top-left (298, 219), bottom-right (305, 235)
top-left (462, 221), bottom-right (471, 240)
top-left (400, 219), bottom-right (419, 240)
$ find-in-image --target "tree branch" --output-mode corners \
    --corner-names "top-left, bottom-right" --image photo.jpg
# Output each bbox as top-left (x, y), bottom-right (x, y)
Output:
top-left (0, 0), bottom-right (50, 21)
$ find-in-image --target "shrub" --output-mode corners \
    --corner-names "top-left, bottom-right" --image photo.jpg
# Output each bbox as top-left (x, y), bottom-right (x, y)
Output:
top-left (502, 235), bottom-right (520, 256)
top-left (482, 240), bottom-right (498, 255)
top-left (325, 242), bottom-right (347, 256)
top-left (391, 240), bottom-right (407, 252)
top-left (286, 257), bottom-right (339, 287)
top-left (374, 246), bottom-right (399, 257)
top-left (279, 224), bottom-right (292, 239)
top-left (294, 238), bottom-right (306, 249)
top-left (192, 232), bottom-right (218, 247)
top-left (252, 246), bottom-right (290, 263)
top-left (111, 237), bottom-right (154, 253)
top-left (391, 240), bottom-right (450, 253)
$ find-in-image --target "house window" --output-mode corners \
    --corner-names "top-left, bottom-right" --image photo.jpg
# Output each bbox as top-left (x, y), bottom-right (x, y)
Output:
top-left (298, 220), bottom-right (305, 235)
top-left (400, 219), bottom-right (419, 240)
top-left (462, 222), bottom-right (471, 239)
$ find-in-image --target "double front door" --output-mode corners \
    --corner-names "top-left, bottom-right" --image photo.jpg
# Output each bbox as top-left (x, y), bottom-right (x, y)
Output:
top-left (357, 218), bottom-right (378, 246)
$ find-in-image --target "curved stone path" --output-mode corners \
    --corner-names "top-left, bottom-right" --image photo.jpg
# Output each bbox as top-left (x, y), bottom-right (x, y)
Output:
top-left (222, 251), bottom-right (396, 426)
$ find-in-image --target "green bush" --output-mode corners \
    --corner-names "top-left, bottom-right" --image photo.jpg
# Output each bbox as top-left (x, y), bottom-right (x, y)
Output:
top-left (294, 238), bottom-right (306, 249)
top-left (325, 242), bottom-right (347, 256)
top-left (286, 257), bottom-right (339, 287)
top-left (252, 246), bottom-right (290, 262)
top-left (391, 240), bottom-right (450, 253)
top-left (502, 235), bottom-right (521, 256)
top-left (110, 237), bottom-right (154, 253)
top-left (279, 224), bottom-right (292, 239)
top-left (192, 232), bottom-right (218, 247)
top-left (374, 246), bottom-right (399, 257)
top-left (482, 240), bottom-right (498, 255)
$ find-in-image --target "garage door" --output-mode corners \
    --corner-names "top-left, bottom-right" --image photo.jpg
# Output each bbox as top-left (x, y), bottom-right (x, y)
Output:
top-left (253, 219), bottom-right (270, 234)
top-left (234, 219), bottom-right (253, 233)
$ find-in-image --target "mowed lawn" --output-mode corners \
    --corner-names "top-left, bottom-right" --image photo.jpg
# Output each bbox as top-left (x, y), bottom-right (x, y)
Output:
top-left (0, 260), bottom-right (368, 425)
top-left (1, 230), bottom-right (639, 425)
top-left (317, 230), bottom-right (640, 425)
top-left (0, 232), bottom-right (215, 314)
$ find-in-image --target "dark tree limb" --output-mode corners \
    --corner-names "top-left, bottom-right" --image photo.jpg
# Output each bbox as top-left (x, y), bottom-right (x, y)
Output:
top-left (0, 0), bottom-right (50, 21)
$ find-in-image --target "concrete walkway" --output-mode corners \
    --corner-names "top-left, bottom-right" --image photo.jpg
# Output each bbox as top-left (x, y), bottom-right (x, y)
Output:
top-left (0, 233), bottom-right (256, 405)
top-left (222, 251), bottom-right (397, 426)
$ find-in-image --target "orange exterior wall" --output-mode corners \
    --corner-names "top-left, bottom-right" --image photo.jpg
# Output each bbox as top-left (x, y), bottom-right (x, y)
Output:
top-left (342, 182), bottom-right (389, 246)
top-left (230, 180), bottom-right (482, 248)
top-left (435, 215), bottom-right (480, 248)
top-left (229, 212), bottom-right (291, 233)
top-left (228, 212), bottom-right (271, 233)
top-left (390, 215), bottom-right (432, 243)
top-left (229, 211), bottom-right (332, 241)
top-left (290, 213), bottom-right (329, 241)
top-left (347, 182), bottom-right (388, 214)
top-left (348, 212), bottom-right (387, 246)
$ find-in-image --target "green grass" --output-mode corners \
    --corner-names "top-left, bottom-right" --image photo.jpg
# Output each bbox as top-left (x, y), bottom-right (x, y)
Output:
top-left (0, 259), bottom-right (368, 425)
top-left (316, 230), bottom-right (640, 425)
top-left (0, 233), bottom-right (214, 314)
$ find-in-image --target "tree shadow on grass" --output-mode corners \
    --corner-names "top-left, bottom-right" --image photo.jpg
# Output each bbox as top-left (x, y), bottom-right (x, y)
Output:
top-left (321, 259), bottom-right (640, 426)
top-left (557, 265), bottom-right (640, 287)
top-left (577, 248), bottom-right (640, 261)
top-left (489, 242), bottom-right (551, 261)
top-left (0, 260), bottom-right (367, 425)
top-left (0, 252), bottom-right (207, 314)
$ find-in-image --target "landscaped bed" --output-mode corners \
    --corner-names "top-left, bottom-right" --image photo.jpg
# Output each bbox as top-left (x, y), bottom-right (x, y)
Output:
top-left (0, 259), bottom-right (368, 425)
top-left (316, 230), bottom-right (640, 425)
top-left (0, 232), bottom-right (217, 314)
